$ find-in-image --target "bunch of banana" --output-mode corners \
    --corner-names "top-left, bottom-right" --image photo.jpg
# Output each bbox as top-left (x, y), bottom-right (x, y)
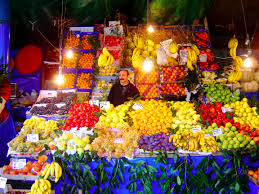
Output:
top-left (132, 48), bottom-right (143, 68)
top-left (28, 179), bottom-right (51, 194)
top-left (42, 162), bottom-right (62, 183)
top-left (227, 56), bottom-right (243, 83)
top-left (169, 130), bottom-right (218, 152)
top-left (228, 37), bottom-right (238, 59)
top-left (98, 47), bottom-right (114, 67)
top-left (186, 47), bottom-right (198, 71)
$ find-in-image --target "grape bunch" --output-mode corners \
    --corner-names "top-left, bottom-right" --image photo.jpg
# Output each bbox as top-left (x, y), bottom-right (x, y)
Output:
top-left (138, 132), bottom-right (176, 151)
top-left (37, 92), bottom-right (75, 105)
top-left (30, 104), bottom-right (70, 115)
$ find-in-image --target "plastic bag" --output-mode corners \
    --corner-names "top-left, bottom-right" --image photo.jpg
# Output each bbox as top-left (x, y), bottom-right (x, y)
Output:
top-left (157, 48), bottom-right (168, 65)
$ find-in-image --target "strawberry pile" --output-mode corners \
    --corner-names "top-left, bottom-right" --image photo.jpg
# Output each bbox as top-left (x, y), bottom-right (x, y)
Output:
top-left (60, 103), bottom-right (100, 130)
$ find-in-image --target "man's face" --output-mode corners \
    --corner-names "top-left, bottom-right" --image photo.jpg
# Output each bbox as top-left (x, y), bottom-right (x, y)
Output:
top-left (119, 71), bottom-right (129, 85)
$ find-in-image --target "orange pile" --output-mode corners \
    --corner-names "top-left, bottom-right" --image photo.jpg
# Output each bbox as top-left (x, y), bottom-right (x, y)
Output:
top-left (135, 69), bottom-right (158, 84)
top-left (62, 53), bottom-right (78, 68)
top-left (137, 84), bottom-right (158, 98)
top-left (78, 52), bottom-right (94, 69)
top-left (64, 34), bottom-right (80, 48)
top-left (129, 99), bottom-right (173, 135)
top-left (82, 35), bottom-right (93, 49)
top-left (76, 73), bottom-right (92, 89)
top-left (58, 73), bottom-right (76, 89)
top-left (248, 169), bottom-right (259, 181)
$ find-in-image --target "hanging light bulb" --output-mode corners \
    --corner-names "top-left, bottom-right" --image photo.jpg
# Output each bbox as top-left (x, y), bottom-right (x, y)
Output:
top-left (147, 25), bottom-right (154, 33)
top-left (56, 72), bottom-right (64, 85)
top-left (142, 57), bottom-right (154, 72)
top-left (244, 57), bottom-right (252, 68)
top-left (66, 49), bottom-right (74, 59)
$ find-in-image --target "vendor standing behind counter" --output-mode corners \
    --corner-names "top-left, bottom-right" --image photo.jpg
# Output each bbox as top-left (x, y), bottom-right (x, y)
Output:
top-left (108, 70), bottom-right (140, 107)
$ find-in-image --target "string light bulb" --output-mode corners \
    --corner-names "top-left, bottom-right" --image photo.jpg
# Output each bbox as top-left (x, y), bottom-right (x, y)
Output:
top-left (142, 57), bottom-right (154, 72)
top-left (244, 57), bottom-right (252, 68)
top-left (56, 72), bottom-right (64, 85)
top-left (66, 49), bottom-right (74, 59)
top-left (147, 25), bottom-right (154, 33)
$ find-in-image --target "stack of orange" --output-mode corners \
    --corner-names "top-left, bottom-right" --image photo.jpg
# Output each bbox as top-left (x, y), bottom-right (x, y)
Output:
top-left (76, 73), bottom-right (92, 89)
top-left (58, 73), bottom-right (76, 89)
top-left (78, 52), bottom-right (94, 69)
top-left (137, 84), bottom-right (158, 98)
top-left (248, 169), bottom-right (259, 181)
top-left (82, 35), bottom-right (93, 49)
top-left (135, 69), bottom-right (158, 84)
top-left (129, 99), bottom-right (173, 135)
top-left (64, 34), bottom-right (80, 48)
top-left (62, 53), bottom-right (77, 68)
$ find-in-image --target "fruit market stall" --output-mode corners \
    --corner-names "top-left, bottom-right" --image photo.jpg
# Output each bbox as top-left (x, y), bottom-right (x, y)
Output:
top-left (1, 24), bottom-right (259, 193)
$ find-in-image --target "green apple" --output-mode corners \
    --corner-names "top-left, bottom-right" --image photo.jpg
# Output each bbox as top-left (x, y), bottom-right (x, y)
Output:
top-left (77, 148), bottom-right (84, 155)
top-left (231, 126), bottom-right (237, 131)
top-left (222, 144), bottom-right (228, 150)
top-left (211, 123), bottom-right (218, 128)
top-left (239, 143), bottom-right (245, 148)
top-left (229, 140), bottom-right (235, 145)
top-left (233, 144), bottom-right (239, 149)
top-left (225, 122), bottom-right (232, 128)
top-left (224, 127), bottom-right (230, 132)
top-left (228, 144), bottom-right (233, 149)
top-left (250, 140), bottom-right (255, 146)
top-left (237, 136), bottom-right (244, 142)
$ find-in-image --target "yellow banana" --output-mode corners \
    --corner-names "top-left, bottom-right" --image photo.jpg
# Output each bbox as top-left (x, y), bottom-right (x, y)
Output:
top-left (35, 180), bottom-right (39, 190)
top-left (41, 163), bottom-right (50, 177)
top-left (228, 37), bottom-right (238, 49)
top-left (230, 47), bottom-right (236, 59)
top-left (191, 44), bottom-right (200, 55)
top-left (103, 47), bottom-right (110, 56)
top-left (31, 184), bottom-right (35, 194)
top-left (50, 162), bottom-right (55, 176)
top-left (235, 56), bottom-right (243, 67)
top-left (44, 167), bottom-right (51, 180)
top-left (44, 180), bottom-right (51, 189)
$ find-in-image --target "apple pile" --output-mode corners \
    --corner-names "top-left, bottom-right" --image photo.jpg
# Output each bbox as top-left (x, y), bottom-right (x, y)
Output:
top-left (138, 132), bottom-right (176, 151)
top-left (102, 35), bottom-right (122, 47)
top-left (108, 50), bottom-right (120, 60)
top-left (162, 66), bottom-right (186, 82)
top-left (60, 103), bottom-right (99, 130)
top-left (198, 102), bottom-right (234, 127)
top-left (203, 82), bottom-right (240, 104)
top-left (194, 31), bottom-right (209, 46)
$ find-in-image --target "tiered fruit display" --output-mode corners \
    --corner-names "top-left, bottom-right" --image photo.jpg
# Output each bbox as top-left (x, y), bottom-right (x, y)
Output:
top-left (161, 83), bottom-right (185, 96)
top-left (162, 66), bottom-right (186, 82)
top-left (81, 34), bottom-right (94, 49)
top-left (229, 98), bottom-right (259, 129)
top-left (28, 179), bottom-right (52, 194)
top-left (62, 53), bottom-right (78, 68)
top-left (170, 101), bottom-right (201, 131)
top-left (78, 52), bottom-right (94, 69)
top-left (56, 132), bottom-right (92, 154)
top-left (135, 69), bottom-right (158, 84)
top-left (3, 155), bottom-right (48, 175)
top-left (194, 31), bottom-right (209, 46)
top-left (129, 100), bottom-right (173, 135)
top-left (99, 66), bottom-right (117, 76)
top-left (97, 80), bottom-right (113, 89)
top-left (8, 117), bottom-right (59, 153)
top-left (170, 131), bottom-right (218, 153)
top-left (64, 34), bottom-right (80, 48)
top-left (217, 122), bottom-right (255, 150)
top-left (203, 82), bottom-right (240, 104)
top-left (76, 73), bottom-right (93, 89)
top-left (198, 102), bottom-right (234, 126)
top-left (102, 35), bottom-right (122, 47)
top-left (61, 103), bottom-right (99, 130)
top-left (136, 84), bottom-right (158, 98)
top-left (58, 73), bottom-right (76, 89)
top-left (97, 103), bottom-right (129, 128)
top-left (92, 122), bottom-right (139, 161)
top-left (138, 132), bottom-right (176, 151)
top-left (41, 161), bottom-right (62, 182)
top-left (98, 47), bottom-right (114, 67)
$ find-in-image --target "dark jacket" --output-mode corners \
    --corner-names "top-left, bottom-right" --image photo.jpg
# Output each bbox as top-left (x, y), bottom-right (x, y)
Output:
top-left (108, 82), bottom-right (140, 106)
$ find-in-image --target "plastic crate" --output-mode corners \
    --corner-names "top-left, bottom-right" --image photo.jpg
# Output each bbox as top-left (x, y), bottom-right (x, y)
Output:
top-left (245, 92), bottom-right (259, 101)
top-left (80, 32), bottom-right (97, 50)
top-left (62, 68), bottom-right (76, 74)
top-left (62, 49), bottom-right (78, 68)
top-left (58, 73), bottom-right (76, 89)
top-left (77, 50), bottom-right (95, 70)
top-left (76, 72), bottom-right (94, 92)
top-left (64, 31), bottom-right (81, 49)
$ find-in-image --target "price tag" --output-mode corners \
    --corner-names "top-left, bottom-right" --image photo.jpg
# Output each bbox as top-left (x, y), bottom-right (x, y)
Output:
top-left (100, 101), bottom-right (110, 109)
top-left (132, 103), bottom-right (143, 110)
top-left (221, 107), bottom-right (231, 113)
top-left (180, 50), bottom-right (188, 64)
top-left (26, 134), bottom-right (39, 142)
top-left (89, 100), bottom-right (99, 106)
top-left (212, 128), bottom-right (223, 137)
top-left (204, 134), bottom-right (211, 137)
top-left (192, 126), bottom-right (202, 133)
top-left (12, 159), bottom-right (26, 170)
top-left (114, 138), bottom-right (124, 144)
top-left (199, 54), bottom-right (207, 62)
top-left (0, 177), bottom-right (7, 189)
top-left (109, 21), bottom-right (120, 27)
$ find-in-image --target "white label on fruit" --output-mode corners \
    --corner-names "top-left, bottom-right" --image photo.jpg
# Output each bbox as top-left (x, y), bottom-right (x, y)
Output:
top-left (199, 54), bottom-right (207, 62)
top-left (114, 138), bottom-right (124, 144)
top-left (132, 103), bottom-right (143, 110)
top-left (192, 126), bottom-right (202, 133)
top-left (221, 107), bottom-right (231, 113)
top-left (26, 134), bottom-right (39, 142)
top-left (204, 134), bottom-right (211, 137)
top-left (100, 101), bottom-right (110, 109)
top-left (0, 177), bottom-right (7, 189)
top-left (12, 159), bottom-right (26, 170)
top-left (212, 128), bottom-right (223, 137)
top-left (180, 50), bottom-right (188, 64)
top-left (89, 100), bottom-right (99, 106)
